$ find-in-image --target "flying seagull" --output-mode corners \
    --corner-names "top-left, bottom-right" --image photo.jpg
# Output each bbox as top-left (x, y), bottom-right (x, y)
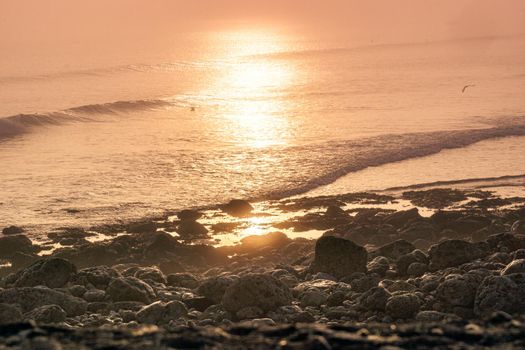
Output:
top-left (462, 84), bottom-right (475, 93)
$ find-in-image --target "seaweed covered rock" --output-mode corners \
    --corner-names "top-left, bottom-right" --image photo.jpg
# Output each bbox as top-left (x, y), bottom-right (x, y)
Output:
top-left (311, 236), bottom-right (367, 278)
top-left (222, 274), bottom-right (292, 314)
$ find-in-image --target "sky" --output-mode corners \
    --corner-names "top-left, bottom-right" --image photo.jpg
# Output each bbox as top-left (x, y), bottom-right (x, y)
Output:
top-left (1, 0), bottom-right (525, 47)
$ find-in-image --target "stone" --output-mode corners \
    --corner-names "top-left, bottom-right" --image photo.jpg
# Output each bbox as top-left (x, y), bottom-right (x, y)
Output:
top-left (311, 236), bottom-right (367, 278)
top-left (2, 226), bottom-right (24, 235)
top-left (197, 276), bottom-right (235, 304)
top-left (71, 266), bottom-right (121, 289)
top-left (383, 208), bottom-right (422, 227)
top-left (299, 289), bottom-right (328, 307)
top-left (501, 259), bottom-right (525, 275)
top-left (236, 306), bottom-right (264, 320)
top-left (0, 286), bottom-right (87, 316)
top-left (106, 277), bottom-right (156, 304)
top-left (7, 258), bottom-right (76, 288)
top-left (385, 294), bottom-right (420, 319)
top-left (511, 220), bottom-right (525, 235)
top-left (221, 199), bottom-right (254, 217)
top-left (177, 221), bottom-right (209, 240)
top-left (177, 210), bottom-right (203, 222)
top-left (83, 289), bottom-right (105, 302)
top-left (240, 232), bottom-right (291, 251)
top-left (358, 286), bottom-right (391, 311)
top-left (416, 311), bottom-right (460, 322)
top-left (436, 274), bottom-right (480, 309)
top-left (474, 275), bottom-right (525, 316)
top-left (0, 303), bottom-right (23, 324)
top-left (396, 250), bottom-right (428, 276)
top-left (25, 305), bottom-right (67, 324)
top-left (134, 267), bottom-right (166, 284)
top-left (136, 300), bottom-right (188, 325)
top-left (167, 273), bottom-right (200, 289)
top-left (428, 240), bottom-right (487, 271)
top-left (407, 262), bottom-right (427, 277)
top-left (222, 274), bottom-right (292, 313)
top-left (367, 256), bottom-right (390, 276)
top-left (0, 235), bottom-right (35, 257)
top-left (372, 240), bottom-right (415, 260)
top-left (183, 297), bottom-right (215, 312)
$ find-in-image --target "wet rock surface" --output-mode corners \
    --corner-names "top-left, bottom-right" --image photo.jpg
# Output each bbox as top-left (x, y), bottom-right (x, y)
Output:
top-left (0, 190), bottom-right (523, 348)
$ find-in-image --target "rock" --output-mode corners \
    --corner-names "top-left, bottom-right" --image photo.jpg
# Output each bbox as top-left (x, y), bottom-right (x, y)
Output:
top-left (177, 221), bottom-right (209, 240)
top-left (299, 289), bottom-right (328, 307)
top-left (83, 289), bottom-right (105, 302)
top-left (511, 220), bottom-right (525, 235)
top-left (312, 272), bottom-right (337, 282)
top-left (144, 232), bottom-right (181, 257)
top-left (71, 266), bottom-right (121, 289)
top-left (236, 306), bottom-right (264, 320)
top-left (167, 273), bottom-right (199, 289)
top-left (183, 297), bottom-right (215, 312)
top-left (25, 305), bottom-right (67, 324)
top-left (372, 240), bottom-right (415, 260)
top-left (134, 267), bottom-right (166, 284)
top-left (2, 225), bottom-right (24, 235)
top-left (0, 303), bottom-right (23, 324)
top-left (136, 300), bottom-right (187, 325)
top-left (127, 221), bottom-right (157, 233)
top-left (311, 236), bottom-right (367, 278)
top-left (367, 256), bottom-right (390, 276)
top-left (416, 311), bottom-right (460, 322)
top-left (501, 259), bottom-right (525, 275)
top-left (385, 294), bottom-right (420, 319)
top-left (324, 205), bottom-right (347, 218)
top-left (0, 286), bottom-right (87, 316)
top-left (396, 250), bottom-right (428, 275)
top-left (106, 277), bottom-right (155, 304)
top-left (240, 232), bottom-right (291, 251)
top-left (7, 258), bottom-right (76, 288)
top-left (326, 291), bottom-right (347, 307)
top-left (358, 286), bottom-right (391, 311)
top-left (177, 210), bottom-right (203, 222)
top-left (436, 274), bottom-right (480, 309)
top-left (197, 276), bottom-right (235, 304)
top-left (428, 240), bottom-right (487, 271)
top-left (349, 274), bottom-right (380, 293)
top-left (383, 208), bottom-right (422, 227)
top-left (0, 235), bottom-right (35, 257)
top-left (407, 262), bottom-right (427, 277)
top-left (221, 199), bottom-right (254, 217)
top-left (222, 274), bottom-right (292, 314)
top-left (474, 275), bottom-right (525, 316)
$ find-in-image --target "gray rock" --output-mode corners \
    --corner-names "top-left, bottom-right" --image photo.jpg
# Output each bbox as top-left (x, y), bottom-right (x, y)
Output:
top-left (416, 310), bottom-right (460, 322)
top-left (221, 199), bottom-right (254, 217)
top-left (474, 275), bottom-right (525, 316)
top-left (429, 240), bottom-right (487, 271)
top-left (0, 303), bottom-right (22, 324)
top-left (177, 221), bottom-right (209, 240)
top-left (367, 256), bottom-right (390, 276)
top-left (236, 306), bottom-right (264, 320)
top-left (106, 277), bottom-right (155, 303)
top-left (197, 276), bottom-right (235, 304)
top-left (222, 274), bottom-right (292, 313)
top-left (7, 258), bottom-right (76, 288)
top-left (407, 262), bottom-right (427, 277)
top-left (0, 286), bottom-right (87, 316)
top-left (136, 300), bottom-right (188, 324)
top-left (299, 289), bottom-right (328, 307)
top-left (83, 289), bottom-right (105, 302)
top-left (511, 220), bottom-right (525, 235)
top-left (2, 225), bottom-right (24, 235)
top-left (167, 273), bottom-right (199, 289)
top-left (501, 259), bottom-right (525, 275)
top-left (385, 294), bottom-right (420, 319)
top-left (436, 274), bottom-right (480, 308)
top-left (71, 266), bottom-right (121, 289)
top-left (25, 304), bottom-right (67, 324)
top-left (373, 240), bottom-right (415, 260)
top-left (0, 235), bottom-right (35, 257)
top-left (396, 250), bottom-right (428, 276)
top-left (311, 236), bottom-right (367, 278)
top-left (134, 267), bottom-right (166, 284)
top-left (358, 286), bottom-right (391, 311)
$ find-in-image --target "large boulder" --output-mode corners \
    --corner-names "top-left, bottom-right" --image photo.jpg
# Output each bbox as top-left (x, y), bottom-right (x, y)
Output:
top-left (311, 236), bottom-right (367, 278)
top-left (0, 287), bottom-right (87, 316)
top-left (106, 277), bottom-right (155, 304)
top-left (6, 258), bottom-right (76, 288)
top-left (222, 274), bottom-right (292, 314)
top-left (428, 240), bottom-right (487, 271)
top-left (436, 273), bottom-right (481, 309)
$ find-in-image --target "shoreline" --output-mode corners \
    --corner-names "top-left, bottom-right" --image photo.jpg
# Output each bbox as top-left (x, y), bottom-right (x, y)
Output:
top-left (0, 184), bottom-right (525, 347)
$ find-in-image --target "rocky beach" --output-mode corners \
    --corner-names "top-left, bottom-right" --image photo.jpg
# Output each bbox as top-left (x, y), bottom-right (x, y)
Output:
top-left (0, 186), bottom-right (525, 349)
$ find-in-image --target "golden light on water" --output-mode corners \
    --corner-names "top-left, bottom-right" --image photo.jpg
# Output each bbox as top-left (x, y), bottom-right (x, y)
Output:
top-left (211, 30), bottom-right (296, 148)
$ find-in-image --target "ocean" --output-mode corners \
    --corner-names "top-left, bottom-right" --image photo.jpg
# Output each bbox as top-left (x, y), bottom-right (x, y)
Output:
top-left (1, 30), bottom-right (524, 233)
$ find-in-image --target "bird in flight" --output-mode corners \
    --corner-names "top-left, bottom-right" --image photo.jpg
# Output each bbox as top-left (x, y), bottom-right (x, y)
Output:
top-left (462, 84), bottom-right (475, 93)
